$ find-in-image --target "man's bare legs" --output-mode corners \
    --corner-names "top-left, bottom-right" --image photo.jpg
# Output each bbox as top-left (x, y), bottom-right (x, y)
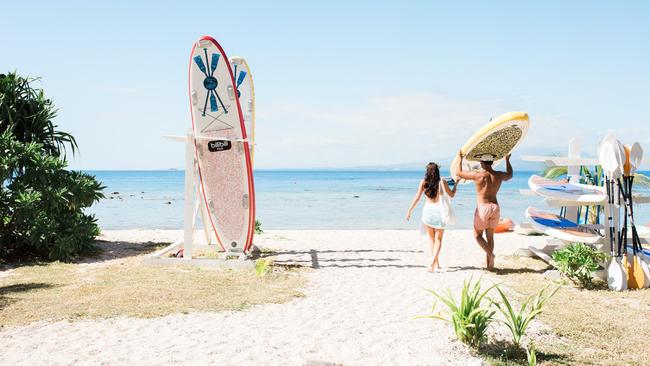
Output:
top-left (473, 228), bottom-right (495, 269)
top-left (425, 226), bottom-right (444, 272)
top-left (485, 229), bottom-right (495, 269)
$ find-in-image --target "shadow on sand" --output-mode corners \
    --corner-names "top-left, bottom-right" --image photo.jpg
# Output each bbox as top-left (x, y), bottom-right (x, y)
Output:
top-left (477, 339), bottom-right (569, 364)
top-left (0, 282), bottom-right (55, 311)
top-left (258, 248), bottom-right (426, 269)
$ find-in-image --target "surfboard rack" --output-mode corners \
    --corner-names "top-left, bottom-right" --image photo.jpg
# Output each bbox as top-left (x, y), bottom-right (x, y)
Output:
top-left (520, 138), bottom-right (650, 267)
top-left (144, 130), bottom-right (255, 268)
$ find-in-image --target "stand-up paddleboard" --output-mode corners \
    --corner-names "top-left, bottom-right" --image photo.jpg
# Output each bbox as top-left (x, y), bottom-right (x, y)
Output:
top-left (526, 207), bottom-right (601, 244)
top-left (528, 175), bottom-right (607, 204)
top-left (450, 112), bottom-right (530, 182)
top-left (229, 56), bottom-right (255, 165)
top-left (189, 36), bottom-right (255, 253)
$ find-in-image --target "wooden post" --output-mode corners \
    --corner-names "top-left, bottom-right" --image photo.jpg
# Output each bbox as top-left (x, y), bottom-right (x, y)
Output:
top-left (183, 130), bottom-right (195, 260)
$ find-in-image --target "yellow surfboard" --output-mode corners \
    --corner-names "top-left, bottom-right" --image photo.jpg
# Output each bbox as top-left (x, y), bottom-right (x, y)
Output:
top-left (450, 112), bottom-right (530, 181)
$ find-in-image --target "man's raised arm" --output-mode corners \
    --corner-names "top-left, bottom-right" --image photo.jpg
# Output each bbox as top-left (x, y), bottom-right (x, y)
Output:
top-left (456, 151), bottom-right (477, 181)
top-left (502, 154), bottom-right (513, 181)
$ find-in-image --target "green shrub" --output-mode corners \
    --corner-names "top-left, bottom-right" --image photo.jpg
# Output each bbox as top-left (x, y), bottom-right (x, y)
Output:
top-left (255, 258), bottom-right (273, 277)
top-left (491, 283), bottom-right (560, 347)
top-left (552, 243), bottom-right (607, 288)
top-left (421, 278), bottom-right (496, 347)
top-left (255, 219), bottom-right (263, 235)
top-left (0, 72), bottom-right (104, 261)
top-left (0, 72), bottom-right (77, 157)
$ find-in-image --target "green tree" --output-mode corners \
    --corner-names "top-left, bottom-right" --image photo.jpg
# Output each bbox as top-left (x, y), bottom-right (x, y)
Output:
top-left (0, 72), bottom-right (104, 261)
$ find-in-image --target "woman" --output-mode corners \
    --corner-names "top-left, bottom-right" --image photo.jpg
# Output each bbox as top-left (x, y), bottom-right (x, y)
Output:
top-left (406, 162), bottom-right (458, 272)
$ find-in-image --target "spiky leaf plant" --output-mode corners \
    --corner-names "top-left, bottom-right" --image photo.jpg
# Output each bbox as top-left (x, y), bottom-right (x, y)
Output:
top-left (420, 278), bottom-right (496, 347)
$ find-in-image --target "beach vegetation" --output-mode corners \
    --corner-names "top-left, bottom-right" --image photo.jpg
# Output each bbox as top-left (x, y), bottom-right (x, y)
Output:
top-left (0, 242), bottom-right (304, 326)
top-left (491, 283), bottom-right (560, 347)
top-left (255, 258), bottom-right (273, 276)
top-left (255, 219), bottom-right (263, 234)
top-left (526, 344), bottom-right (537, 366)
top-left (487, 255), bottom-right (650, 365)
top-left (0, 72), bottom-right (104, 261)
top-left (0, 72), bottom-right (77, 158)
top-left (551, 243), bottom-right (607, 288)
top-left (422, 277), bottom-right (496, 347)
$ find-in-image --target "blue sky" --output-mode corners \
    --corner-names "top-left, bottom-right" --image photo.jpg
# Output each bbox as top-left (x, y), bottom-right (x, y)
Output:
top-left (1, 1), bottom-right (649, 170)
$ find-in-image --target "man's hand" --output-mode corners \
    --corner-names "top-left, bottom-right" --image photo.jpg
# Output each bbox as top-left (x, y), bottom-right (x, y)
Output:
top-left (505, 153), bottom-right (511, 161)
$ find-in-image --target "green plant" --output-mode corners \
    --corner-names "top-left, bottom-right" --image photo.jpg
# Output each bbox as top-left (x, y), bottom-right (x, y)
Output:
top-left (255, 258), bottom-right (273, 277)
top-left (526, 343), bottom-right (537, 366)
top-left (491, 283), bottom-right (561, 347)
top-left (0, 72), bottom-right (77, 158)
top-left (420, 278), bottom-right (496, 347)
top-left (552, 243), bottom-right (607, 288)
top-left (255, 219), bottom-right (263, 235)
top-left (0, 72), bottom-right (104, 261)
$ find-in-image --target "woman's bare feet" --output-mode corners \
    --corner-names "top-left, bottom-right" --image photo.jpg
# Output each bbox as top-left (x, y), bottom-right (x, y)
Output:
top-left (427, 261), bottom-right (440, 273)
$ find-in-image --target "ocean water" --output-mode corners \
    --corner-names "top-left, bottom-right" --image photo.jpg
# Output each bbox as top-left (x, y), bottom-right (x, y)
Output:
top-left (85, 170), bottom-right (650, 230)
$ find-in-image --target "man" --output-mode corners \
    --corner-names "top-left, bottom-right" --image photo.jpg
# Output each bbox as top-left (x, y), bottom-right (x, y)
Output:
top-left (456, 152), bottom-right (513, 269)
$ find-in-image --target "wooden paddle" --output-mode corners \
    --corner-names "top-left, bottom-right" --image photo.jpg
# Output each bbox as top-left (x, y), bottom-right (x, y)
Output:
top-left (620, 145), bottom-right (644, 288)
top-left (628, 142), bottom-right (650, 288)
top-left (599, 136), bottom-right (627, 291)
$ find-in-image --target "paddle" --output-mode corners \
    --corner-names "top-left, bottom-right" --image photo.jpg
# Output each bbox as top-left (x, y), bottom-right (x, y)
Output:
top-left (612, 138), bottom-right (630, 290)
top-left (600, 137), bottom-right (627, 291)
top-left (620, 145), bottom-right (644, 288)
top-left (627, 143), bottom-right (650, 288)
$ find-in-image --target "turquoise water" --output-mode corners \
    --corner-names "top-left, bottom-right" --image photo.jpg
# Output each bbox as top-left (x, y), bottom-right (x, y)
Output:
top-left (85, 170), bottom-right (650, 230)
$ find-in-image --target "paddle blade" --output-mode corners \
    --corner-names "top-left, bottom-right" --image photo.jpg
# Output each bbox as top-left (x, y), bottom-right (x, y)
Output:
top-left (630, 142), bottom-right (643, 174)
top-left (641, 258), bottom-right (650, 288)
top-left (236, 70), bottom-right (247, 88)
top-left (600, 140), bottom-right (621, 178)
top-left (193, 55), bottom-right (207, 74)
top-left (624, 145), bottom-right (632, 177)
top-left (628, 256), bottom-right (646, 289)
top-left (209, 93), bottom-right (218, 112)
top-left (210, 53), bottom-right (220, 74)
top-left (608, 259), bottom-right (626, 291)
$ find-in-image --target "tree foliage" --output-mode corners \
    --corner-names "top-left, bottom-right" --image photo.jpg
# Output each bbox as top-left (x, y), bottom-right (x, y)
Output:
top-left (0, 72), bottom-right (104, 261)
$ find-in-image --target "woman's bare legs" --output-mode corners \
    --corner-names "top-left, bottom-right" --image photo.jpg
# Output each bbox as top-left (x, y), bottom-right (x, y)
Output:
top-left (425, 226), bottom-right (444, 271)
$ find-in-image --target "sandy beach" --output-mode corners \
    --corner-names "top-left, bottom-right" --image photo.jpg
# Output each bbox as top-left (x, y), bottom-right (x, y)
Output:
top-left (0, 229), bottom-right (549, 366)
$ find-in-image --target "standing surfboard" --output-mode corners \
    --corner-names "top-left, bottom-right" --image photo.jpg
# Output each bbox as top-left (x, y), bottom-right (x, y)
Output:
top-left (229, 56), bottom-right (255, 165)
top-left (188, 36), bottom-right (255, 253)
top-left (450, 112), bottom-right (530, 182)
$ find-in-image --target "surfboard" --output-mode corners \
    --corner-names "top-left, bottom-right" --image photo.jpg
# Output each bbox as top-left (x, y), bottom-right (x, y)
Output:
top-left (525, 207), bottom-right (601, 244)
top-left (450, 112), bottom-right (530, 182)
top-left (229, 56), bottom-right (255, 165)
top-left (188, 36), bottom-right (255, 253)
top-left (528, 175), bottom-right (607, 204)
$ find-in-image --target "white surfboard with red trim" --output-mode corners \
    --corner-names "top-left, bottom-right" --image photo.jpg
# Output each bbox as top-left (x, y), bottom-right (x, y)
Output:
top-left (188, 36), bottom-right (255, 253)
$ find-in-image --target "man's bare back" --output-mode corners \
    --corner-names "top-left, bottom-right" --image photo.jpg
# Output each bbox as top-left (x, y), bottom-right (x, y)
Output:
top-left (455, 152), bottom-right (513, 269)
top-left (471, 170), bottom-right (506, 205)
top-left (456, 153), bottom-right (513, 204)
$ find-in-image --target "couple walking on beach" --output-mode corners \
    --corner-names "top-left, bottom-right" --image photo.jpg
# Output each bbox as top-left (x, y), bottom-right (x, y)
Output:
top-left (406, 152), bottom-right (513, 272)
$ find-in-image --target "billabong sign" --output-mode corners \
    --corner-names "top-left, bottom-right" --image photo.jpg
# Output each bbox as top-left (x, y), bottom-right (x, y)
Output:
top-left (208, 139), bottom-right (232, 152)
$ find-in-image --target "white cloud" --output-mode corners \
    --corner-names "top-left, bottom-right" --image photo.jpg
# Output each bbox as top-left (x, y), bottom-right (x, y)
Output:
top-left (252, 92), bottom-right (649, 169)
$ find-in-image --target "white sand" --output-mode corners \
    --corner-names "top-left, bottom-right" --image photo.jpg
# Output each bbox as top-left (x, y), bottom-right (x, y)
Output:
top-left (0, 229), bottom-right (548, 366)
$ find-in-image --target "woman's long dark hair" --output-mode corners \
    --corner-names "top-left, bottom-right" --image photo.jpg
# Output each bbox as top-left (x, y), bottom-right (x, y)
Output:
top-left (423, 162), bottom-right (441, 199)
